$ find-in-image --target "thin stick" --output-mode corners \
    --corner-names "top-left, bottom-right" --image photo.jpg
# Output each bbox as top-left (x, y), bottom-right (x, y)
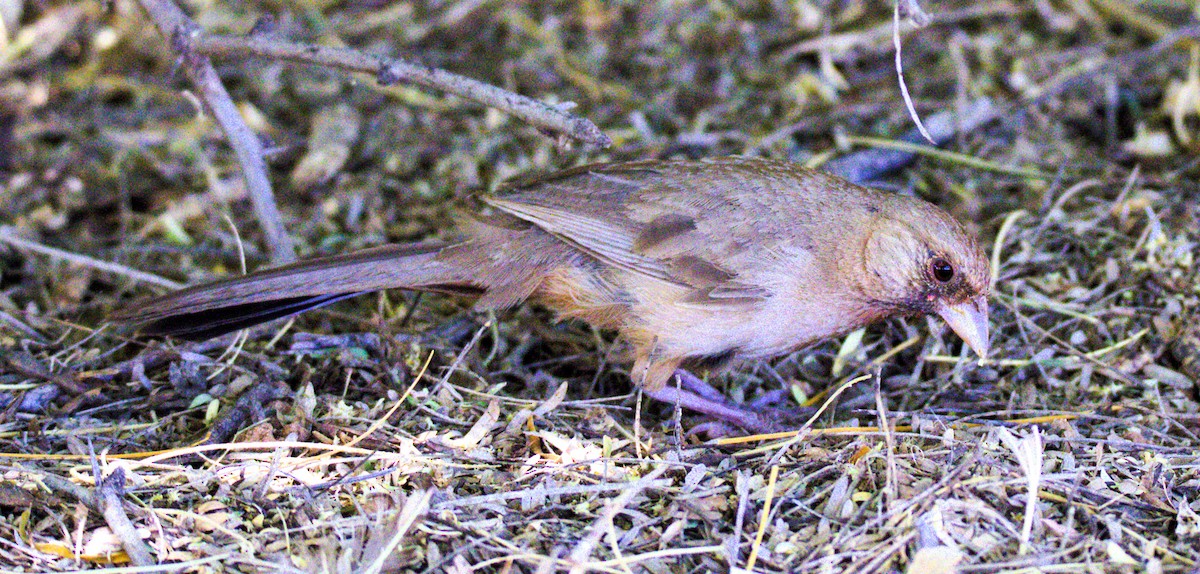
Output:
top-left (0, 226), bottom-right (182, 289)
top-left (134, 0), bottom-right (295, 264)
top-left (0, 309), bottom-right (44, 340)
top-left (195, 34), bottom-right (611, 148)
top-left (893, 0), bottom-right (934, 144)
top-left (92, 465), bottom-right (156, 566)
top-left (990, 210), bottom-right (1027, 288)
top-left (873, 369), bottom-right (898, 514)
top-left (744, 465), bottom-right (780, 572)
top-left (434, 476), bottom-right (674, 510)
top-left (566, 465), bottom-right (669, 573)
top-left (362, 488), bottom-right (434, 574)
top-left (843, 135), bottom-right (1049, 179)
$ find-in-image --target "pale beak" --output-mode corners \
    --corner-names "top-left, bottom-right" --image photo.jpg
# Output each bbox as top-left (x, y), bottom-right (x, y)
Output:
top-left (936, 295), bottom-right (990, 358)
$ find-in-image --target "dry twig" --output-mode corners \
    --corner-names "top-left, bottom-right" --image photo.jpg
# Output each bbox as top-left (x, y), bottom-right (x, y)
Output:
top-left (195, 34), bottom-right (612, 148)
top-left (134, 0), bottom-right (296, 264)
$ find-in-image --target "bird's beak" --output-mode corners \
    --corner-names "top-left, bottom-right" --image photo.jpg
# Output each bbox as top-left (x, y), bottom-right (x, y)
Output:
top-left (936, 295), bottom-right (990, 358)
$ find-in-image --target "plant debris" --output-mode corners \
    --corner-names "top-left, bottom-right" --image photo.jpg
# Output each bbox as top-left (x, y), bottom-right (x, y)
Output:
top-left (0, 1), bottom-right (1197, 571)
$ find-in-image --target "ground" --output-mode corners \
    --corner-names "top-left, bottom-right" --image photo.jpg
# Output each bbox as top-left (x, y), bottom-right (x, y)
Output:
top-left (0, 0), bottom-right (1198, 572)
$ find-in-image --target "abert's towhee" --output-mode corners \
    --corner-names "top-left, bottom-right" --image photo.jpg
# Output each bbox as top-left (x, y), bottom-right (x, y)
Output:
top-left (114, 157), bottom-right (991, 432)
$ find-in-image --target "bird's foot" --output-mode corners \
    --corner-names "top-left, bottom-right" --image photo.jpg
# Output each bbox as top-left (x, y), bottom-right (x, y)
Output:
top-left (640, 370), bottom-right (812, 435)
top-left (747, 388), bottom-right (792, 410)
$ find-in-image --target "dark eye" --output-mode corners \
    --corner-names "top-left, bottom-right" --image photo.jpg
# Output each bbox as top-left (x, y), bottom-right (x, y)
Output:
top-left (931, 258), bottom-right (955, 283)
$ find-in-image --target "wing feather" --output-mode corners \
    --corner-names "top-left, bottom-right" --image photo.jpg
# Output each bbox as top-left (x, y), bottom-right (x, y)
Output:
top-left (483, 197), bottom-right (677, 283)
top-left (486, 159), bottom-right (840, 307)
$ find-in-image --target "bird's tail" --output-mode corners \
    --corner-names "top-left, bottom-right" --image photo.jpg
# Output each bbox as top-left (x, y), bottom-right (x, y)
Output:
top-left (111, 242), bottom-right (483, 341)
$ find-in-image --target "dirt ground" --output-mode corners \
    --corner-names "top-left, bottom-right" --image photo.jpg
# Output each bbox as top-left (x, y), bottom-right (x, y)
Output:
top-left (0, 1), bottom-right (1198, 572)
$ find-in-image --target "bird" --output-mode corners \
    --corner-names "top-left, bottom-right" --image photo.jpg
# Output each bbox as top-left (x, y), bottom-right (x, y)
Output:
top-left (113, 156), bottom-right (991, 433)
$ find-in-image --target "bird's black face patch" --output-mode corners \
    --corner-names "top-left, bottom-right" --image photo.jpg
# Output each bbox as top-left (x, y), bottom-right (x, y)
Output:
top-left (903, 250), bottom-right (984, 313)
top-left (852, 197), bottom-right (990, 320)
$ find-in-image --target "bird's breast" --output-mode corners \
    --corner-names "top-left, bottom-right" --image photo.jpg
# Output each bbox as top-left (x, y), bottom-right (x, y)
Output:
top-left (628, 259), bottom-right (870, 361)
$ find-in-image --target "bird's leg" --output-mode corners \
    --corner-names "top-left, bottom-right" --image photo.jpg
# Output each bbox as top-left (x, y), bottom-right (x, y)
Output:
top-left (676, 372), bottom-right (798, 411)
top-left (640, 370), bottom-right (823, 435)
top-left (642, 383), bottom-right (775, 433)
top-left (639, 370), bottom-right (788, 434)
top-left (672, 369), bottom-right (728, 402)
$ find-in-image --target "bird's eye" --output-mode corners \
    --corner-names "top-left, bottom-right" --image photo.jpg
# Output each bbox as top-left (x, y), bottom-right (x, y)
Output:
top-left (931, 258), bottom-right (955, 283)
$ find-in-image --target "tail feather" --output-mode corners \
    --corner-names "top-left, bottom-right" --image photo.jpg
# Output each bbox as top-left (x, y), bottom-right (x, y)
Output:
top-left (114, 223), bottom-right (584, 341)
top-left (139, 293), bottom-right (363, 340)
top-left (113, 242), bottom-right (474, 340)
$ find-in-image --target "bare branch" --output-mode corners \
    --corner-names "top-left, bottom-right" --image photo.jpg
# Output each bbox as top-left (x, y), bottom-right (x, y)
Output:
top-left (194, 33), bottom-right (612, 148)
top-left (134, 0), bottom-right (296, 264)
top-left (0, 225), bottom-right (182, 289)
top-left (94, 468), bottom-right (156, 566)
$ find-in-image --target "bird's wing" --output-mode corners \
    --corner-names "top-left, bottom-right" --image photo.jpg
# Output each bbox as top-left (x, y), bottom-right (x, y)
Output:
top-left (485, 159), bottom-right (814, 305)
top-left (485, 160), bottom-right (678, 283)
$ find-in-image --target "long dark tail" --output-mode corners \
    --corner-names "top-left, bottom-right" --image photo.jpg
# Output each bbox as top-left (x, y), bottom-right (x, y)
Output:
top-left (112, 242), bottom-right (482, 340)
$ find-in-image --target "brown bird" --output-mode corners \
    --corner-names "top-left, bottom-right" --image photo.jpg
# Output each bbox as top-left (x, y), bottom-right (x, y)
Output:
top-left (113, 157), bottom-right (990, 432)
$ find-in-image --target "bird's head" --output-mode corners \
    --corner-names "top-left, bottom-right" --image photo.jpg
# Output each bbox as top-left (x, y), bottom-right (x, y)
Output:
top-left (854, 198), bottom-right (991, 358)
